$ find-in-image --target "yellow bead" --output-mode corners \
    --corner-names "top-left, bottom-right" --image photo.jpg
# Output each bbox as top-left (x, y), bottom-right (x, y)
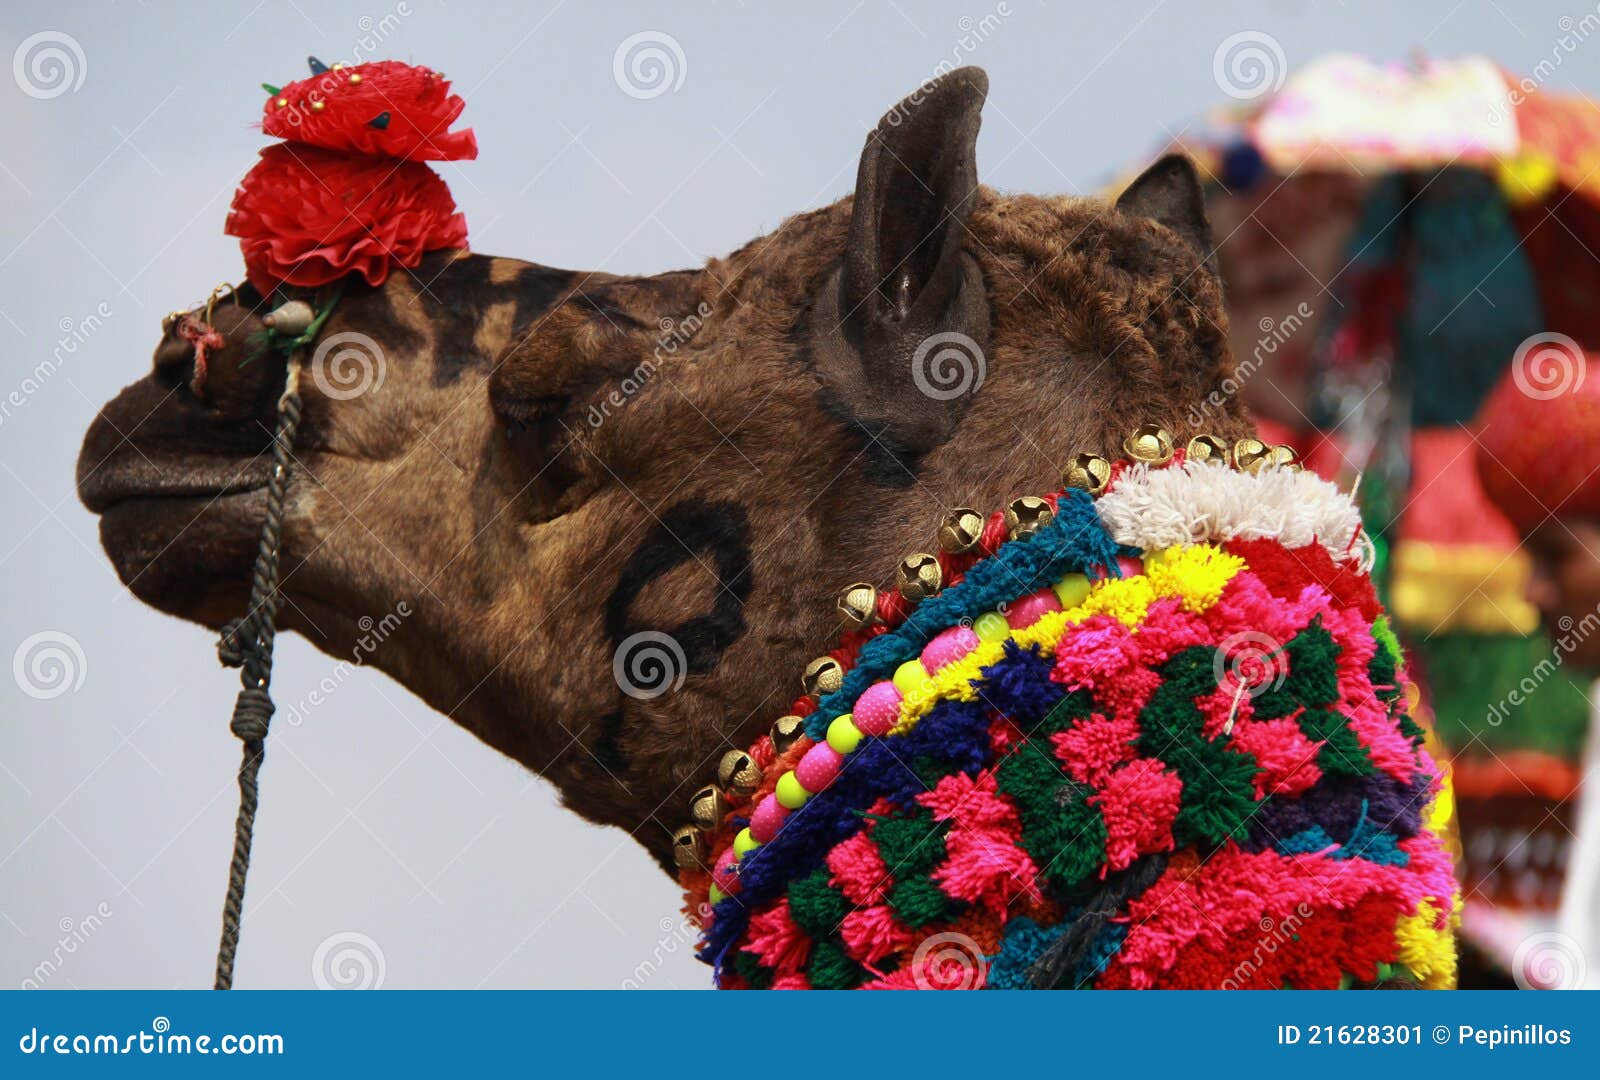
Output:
top-left (973, 611), bottom-right (1010, 642)
top-left (827, 714), bottom-right (863, 755)
top-left (310, 99), bottom-right (325, 112)
top-left (348, 73), bottom-right (363, 84)
top-left (708, 884), bottom-right (725, 904)
top-left (775, 771), bottom-right (809, 809)
top-left (893, 659), bottom-right (928, 697)
top-left (1053, 574), bottom-right (1091, 609)
top-left (275, 98), bottom-right (288, 108)
top-left (733, 827), bottom-right (759, 856)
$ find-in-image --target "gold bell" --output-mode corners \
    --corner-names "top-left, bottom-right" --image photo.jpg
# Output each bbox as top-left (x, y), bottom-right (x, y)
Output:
top-left (1185, 434), bottom-right (1228, 464)
top-left (836, 583), bottom-right (878, 630)
top-left (689, 784), bottom-right (728, 831)
top-left (1063, 452), bottom-right (1112, 495)
top-left (1232, 437), bottom-right (1270, 473)
top-left (897, 553), bottom-right (943, 603)
top-left (671, 824), bottom-right (706, 869)
top-left (1124, 424), bottom-right (1176, 465)
top-left (801, 656), bottom-right (845, 698)
top-left (716, 749), bottom-right (762, 796)
top-left (1004, 496), bottom-right (1053, 540)
top-left (1263, 444), bottom-right (1300, 471)
top-left (937, 508), bottom-right (985, 554)
top-left (770, 714), bottom-right (806, 756)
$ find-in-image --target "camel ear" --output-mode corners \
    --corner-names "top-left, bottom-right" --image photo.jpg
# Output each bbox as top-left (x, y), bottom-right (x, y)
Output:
top-left (810, 67), bottom-right (991, 458)
top-left (1117, 154), bottom-right (1214, 265)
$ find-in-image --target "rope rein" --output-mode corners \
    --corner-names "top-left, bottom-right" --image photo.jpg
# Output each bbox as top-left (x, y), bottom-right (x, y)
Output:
top-left (211, 354), bottom-right (304, 990)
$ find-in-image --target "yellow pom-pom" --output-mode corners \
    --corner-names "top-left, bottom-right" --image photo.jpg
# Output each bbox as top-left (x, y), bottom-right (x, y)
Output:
top-left (733, 827), bottom-right (759, 856)
top-left (827, 714), bottom-right (863, 755)
top-left (1052, 574), bottom-right (1091, 609)
top-left (1495, 154), bottom-right (1558, 206)
top-left (775, 771), bottom-right (809, 809)
top-left (972, 611), bottom-right (1010, 642)
top-left (708, 884), bottom-right (725, 904)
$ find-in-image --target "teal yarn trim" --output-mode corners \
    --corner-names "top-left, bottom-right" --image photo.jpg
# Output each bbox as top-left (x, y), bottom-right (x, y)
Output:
top-left (802, 489), bottom-right (1123, 740)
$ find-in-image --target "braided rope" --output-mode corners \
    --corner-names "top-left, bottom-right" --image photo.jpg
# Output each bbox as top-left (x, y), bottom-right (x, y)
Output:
top-left (212, 356), bottom-right (303, 990)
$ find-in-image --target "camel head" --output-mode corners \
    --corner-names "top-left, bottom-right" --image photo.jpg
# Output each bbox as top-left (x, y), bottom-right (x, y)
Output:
top-left (76, 68), bottom-right (1249, 868)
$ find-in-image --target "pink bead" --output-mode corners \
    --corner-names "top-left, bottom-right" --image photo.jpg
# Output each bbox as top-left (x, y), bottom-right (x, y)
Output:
top-left (921, 625), bottom-right (979, 672)
top-left (1116, 554), bottom-right (1145, 579)
top-left (712, 847), bottom-right (742, 894)
top-left (1006, 588), bottom-right (1063, 629)
top-left (749, 795), bottom-right (789, 843)
top-left (853, 680), bottom-right (903, 736)
top-left (796, 742), bottom-right (844, 793)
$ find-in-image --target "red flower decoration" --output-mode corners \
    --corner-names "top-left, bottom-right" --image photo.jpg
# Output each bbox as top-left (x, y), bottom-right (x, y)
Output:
top-left (225, 143), bottom-right (467, 293)
top-left (261, 60), bottom-right (477, 162)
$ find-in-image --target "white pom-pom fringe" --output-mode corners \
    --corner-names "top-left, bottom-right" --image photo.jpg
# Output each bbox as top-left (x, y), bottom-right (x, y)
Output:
top-left (1094, 458), bottom-right (1369, 568)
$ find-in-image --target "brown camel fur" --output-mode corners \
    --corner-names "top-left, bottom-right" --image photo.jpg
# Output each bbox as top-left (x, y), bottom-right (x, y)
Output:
top-left (77, 68), bottom-right (1251, 871)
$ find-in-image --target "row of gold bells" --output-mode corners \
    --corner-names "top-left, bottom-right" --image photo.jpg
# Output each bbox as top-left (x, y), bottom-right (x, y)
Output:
top-left (669, 427), bottom-right (1298, 870)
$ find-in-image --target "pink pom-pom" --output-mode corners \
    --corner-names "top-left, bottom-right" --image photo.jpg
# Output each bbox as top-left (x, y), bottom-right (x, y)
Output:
top-left (712, 847), bottom-right (742, 894)
top-left (853, 680), bottom-right (903, 736)
top-left (1116, 554), bottom-right (1145, 579)
top-left (921, 625), bottom-right (979, 672)
top-left (1006, 588), bottom-right (1063, 629)
top-left (796, 742), bottom-right (844, 793)
top-left (749, 795), bottom-right (789, 843)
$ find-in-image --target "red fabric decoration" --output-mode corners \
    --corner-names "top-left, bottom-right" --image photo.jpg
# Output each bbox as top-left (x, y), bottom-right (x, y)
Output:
top-left (261, 61), bottom-right (477, 162)
top-left (226, 143), bottom-right (467, 293)
top-left (1475, 351), bottom-right (1600, 533)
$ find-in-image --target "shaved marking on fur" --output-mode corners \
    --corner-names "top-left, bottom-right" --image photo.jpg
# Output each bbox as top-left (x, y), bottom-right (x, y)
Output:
top-left (604, 499), bottom-right (754, 676)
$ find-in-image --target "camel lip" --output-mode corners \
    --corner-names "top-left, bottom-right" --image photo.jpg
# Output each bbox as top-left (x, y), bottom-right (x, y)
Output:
top-left (77, 453), bottom-right (271, 515)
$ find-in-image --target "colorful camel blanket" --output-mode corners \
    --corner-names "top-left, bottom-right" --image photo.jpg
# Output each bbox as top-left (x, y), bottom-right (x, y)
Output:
top-left (681, 451), bottom-right (1459, 989)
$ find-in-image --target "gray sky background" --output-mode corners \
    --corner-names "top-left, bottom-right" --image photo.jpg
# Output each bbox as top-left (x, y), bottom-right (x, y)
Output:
top-left (2, 0), bottom-right (1595, 989)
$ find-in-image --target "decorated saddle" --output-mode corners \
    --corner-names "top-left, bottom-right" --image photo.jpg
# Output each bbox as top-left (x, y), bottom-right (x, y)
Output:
top-left (676, 431), bottom-right (1460, 989)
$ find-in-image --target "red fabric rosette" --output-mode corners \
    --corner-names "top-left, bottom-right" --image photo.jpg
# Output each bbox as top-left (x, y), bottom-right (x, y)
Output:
top-left (261, 60), bottom-right (477, 162)
top-left (225, 143), bottom-right (467, 293)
